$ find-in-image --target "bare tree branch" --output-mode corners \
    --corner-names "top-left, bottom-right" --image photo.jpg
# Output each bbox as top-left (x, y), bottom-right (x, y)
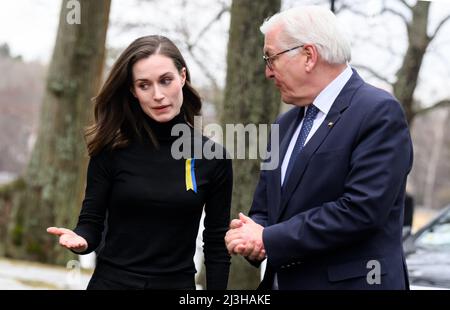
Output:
top-left (398, 0), bottom-right (412, 10)
top-left (184, 44), bottom-right (219, 91)
top-left (191, 4), bottom-right (229, 47)
top-left (337, 3), bottom-right (370, 18)
top-left (433, 49), bottom-right (450, 70)
top-left (335, 0), bottom-right (367, 14)
top-left (338, 1), bottom-right (408, 24)
top-left (163, 0), bottom-right (225, 90)
top-left (380, 7), bottom-right (409, 24)
top-left (334, 2), bottom-right (347, 15)
top-left (430, 14), bottom-right (450, 41)
top-left (352, 63), bottom-right (392, 84)
top-left (114, 21), bottom-right (159, 33)
top-left (353, 29), bottom-right (403, 58)
top-left (415, 99), bottom-right (450, 116)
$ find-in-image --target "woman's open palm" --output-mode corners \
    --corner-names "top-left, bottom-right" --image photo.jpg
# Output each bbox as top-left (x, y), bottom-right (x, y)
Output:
top-left (47, 227), bottom-right (88, 253)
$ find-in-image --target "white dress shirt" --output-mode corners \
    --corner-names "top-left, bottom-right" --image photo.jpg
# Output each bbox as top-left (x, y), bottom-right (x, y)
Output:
top-left (280, 65), bottom-right (353, 185)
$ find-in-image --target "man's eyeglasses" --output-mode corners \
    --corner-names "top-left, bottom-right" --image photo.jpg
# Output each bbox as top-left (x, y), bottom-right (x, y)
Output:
top-left (263, 45), bottom-right (304, 70)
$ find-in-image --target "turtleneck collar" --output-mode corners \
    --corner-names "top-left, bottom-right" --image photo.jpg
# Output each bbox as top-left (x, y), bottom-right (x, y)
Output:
top-left (142, 111), bottom-right (189, 141)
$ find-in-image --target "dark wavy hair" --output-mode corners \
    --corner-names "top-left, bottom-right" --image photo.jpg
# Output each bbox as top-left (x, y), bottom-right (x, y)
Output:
top-left (85, 35), bottom-right (202, 156)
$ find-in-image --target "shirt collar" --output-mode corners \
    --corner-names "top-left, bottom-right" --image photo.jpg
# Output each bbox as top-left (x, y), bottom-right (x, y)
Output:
top-left (311, 65), bottom-right (352, 115)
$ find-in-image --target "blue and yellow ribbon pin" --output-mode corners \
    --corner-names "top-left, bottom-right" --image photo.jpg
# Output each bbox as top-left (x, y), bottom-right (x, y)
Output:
top-left (185, 158), bottom-right (197, 193)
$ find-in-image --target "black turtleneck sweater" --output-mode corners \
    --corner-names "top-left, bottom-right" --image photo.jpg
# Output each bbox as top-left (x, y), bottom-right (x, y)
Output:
top-left (73, 113), bottom-right (232, 289)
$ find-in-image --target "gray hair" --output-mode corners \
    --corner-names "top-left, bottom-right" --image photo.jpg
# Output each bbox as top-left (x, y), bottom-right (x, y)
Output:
top-left (260, 6), bottom-right (351, 64)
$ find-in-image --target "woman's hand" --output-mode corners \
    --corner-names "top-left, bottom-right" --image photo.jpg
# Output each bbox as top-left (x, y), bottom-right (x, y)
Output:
top-left (46, 227), bottom-right (88, 253)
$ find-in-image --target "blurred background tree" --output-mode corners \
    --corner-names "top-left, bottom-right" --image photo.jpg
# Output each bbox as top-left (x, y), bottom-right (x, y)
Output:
top-left (0, 0), bottom-right (111, 264)
top-left (220, 0), bottom-right (281, 289)
top-left (331, 0), bottom-right (450, 124)
top-left (326, 0), bottom-right (450, 210)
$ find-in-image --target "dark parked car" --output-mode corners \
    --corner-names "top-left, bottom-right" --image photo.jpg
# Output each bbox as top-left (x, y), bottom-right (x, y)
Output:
top-left (404, 205), bottom-right (450, 289)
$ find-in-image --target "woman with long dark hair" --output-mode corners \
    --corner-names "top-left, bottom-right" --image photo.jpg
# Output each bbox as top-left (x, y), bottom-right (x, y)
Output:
top-left (47, 35), bottom-right (232, 290)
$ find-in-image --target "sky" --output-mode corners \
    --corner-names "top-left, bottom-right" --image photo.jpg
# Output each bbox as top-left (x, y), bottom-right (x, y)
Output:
top-left (0, 0), bottom-right (450, 105)
top-left (0, 0), bottom-right (60, 62)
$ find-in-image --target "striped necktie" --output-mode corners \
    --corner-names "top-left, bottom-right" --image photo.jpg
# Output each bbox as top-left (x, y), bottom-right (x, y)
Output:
top-left (283, 105), bottom-right (320, 185)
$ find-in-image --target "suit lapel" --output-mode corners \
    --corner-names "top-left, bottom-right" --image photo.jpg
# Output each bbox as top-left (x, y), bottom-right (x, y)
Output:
top-left (276, 70), bottom-right (364, 221)
top-left (268, 107), bottom-right (304, 223)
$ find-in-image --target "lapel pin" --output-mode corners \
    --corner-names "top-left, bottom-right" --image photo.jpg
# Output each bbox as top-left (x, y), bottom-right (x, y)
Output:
top-left (327, 122), bottom-right (334, 128)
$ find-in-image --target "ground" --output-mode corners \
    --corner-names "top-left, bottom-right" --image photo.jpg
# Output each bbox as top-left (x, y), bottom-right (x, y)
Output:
top-left (0, 257), bottom-right (92, 289)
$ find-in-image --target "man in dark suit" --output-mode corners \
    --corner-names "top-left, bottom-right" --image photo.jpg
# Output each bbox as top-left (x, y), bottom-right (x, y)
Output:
top-left (225, 5), bottom-right (413, 290)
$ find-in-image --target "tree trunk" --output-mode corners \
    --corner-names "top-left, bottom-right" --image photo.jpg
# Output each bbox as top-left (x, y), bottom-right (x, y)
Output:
top-left (423, 110), bottom-right (448, 209)
top-left (393, 1), bottom-right (430, 124)
top-left (221, 0), bottom-right (281, 289)
top-left (1, 0), bottom-right (110, 264)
